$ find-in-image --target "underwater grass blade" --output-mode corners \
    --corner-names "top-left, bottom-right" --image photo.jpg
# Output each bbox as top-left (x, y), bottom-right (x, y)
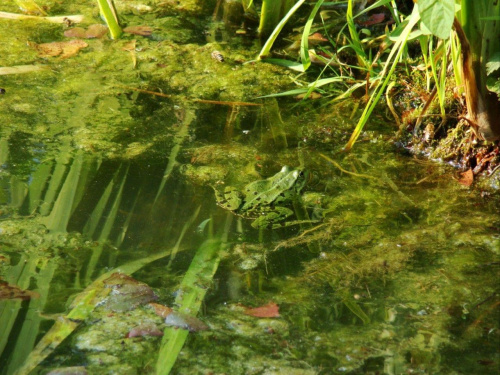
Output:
top-left (156, 236), bottom-right (228, 374)
top-left (157, 216), bottom-right (231, 375)
top-left (41, 150), bottom-right (84, 232)
top-left (260, 58), bottom-right (305, 72)
top-left (257, 0), bottom-right (306, 60)
top-left (166, 206), bottom-right (201, 271)
top-left (5, 260), bottom-right (57, 375)
top-left (13, 249), bottom-right (179, 375)
top-left (28, 161), bottom-right (53, 213)
top-left (13, 289), bottom-right (103, 375)
top-left (260, 99), bottom-right (288, 149)
top-left (345, 7), bottom-right (419, 150)
top-left (154, 108), bottom-right (195, 203)
top-left (83, 165), bottom-right (127, 285)
top-left (38, 142), bottom-right (72, 217)
top-left (96, 0), bottom-right (121, 39)
top-left (0, 254), bottom-right (38, 358)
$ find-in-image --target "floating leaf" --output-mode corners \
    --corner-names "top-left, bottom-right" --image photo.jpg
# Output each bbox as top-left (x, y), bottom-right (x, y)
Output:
top-left (32, 40), bottom-right (88, 59)
top-left (123, 25), bottom-right (153, 36)
top-left (85, 24), bottom-right (108, 38)
top-left (244, 302), bottom-right (280, 318)
top-left (126, 323), bottom-right (164, 338)
top-left (59, 40), bottom-right (88, 58)
top-left (64, 27), bottom-right (87, 38)
top-left (164, 311), bottom-right (209, 332)
top-left (64, 25), bottom-right (108, 39)
top-left (0, 280), bottom-right (40, 300)
top-left (149, 302), bottom-right (173, 318)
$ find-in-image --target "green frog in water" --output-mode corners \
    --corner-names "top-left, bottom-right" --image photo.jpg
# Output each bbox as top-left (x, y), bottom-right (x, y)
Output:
top-left (214, 166), bottom-right (307, 228)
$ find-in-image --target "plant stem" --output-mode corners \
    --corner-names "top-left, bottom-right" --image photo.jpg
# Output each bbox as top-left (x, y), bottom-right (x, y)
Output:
top-left (97, 0), bottom-right (121, 39)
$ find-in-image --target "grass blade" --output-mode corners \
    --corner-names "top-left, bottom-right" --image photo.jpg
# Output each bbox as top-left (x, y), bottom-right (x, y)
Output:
top-left (345, 6), bottom-right (420, 150)
top-left (257, 0), bottom-right (306, 60)
top-left (300, 0), bottom-right (324, 71)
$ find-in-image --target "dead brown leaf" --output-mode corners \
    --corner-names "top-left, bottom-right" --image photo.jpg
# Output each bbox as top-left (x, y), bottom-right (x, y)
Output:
top-left (149, 302), bottom-right (173, 318)
top-left (60, 40), bottom-right (88, 58)
top-left (123, 26), bottom-right (153, 36)
top-left (164, 311), bottom-right (209, 332)
top-left (243, 302), bottom-right (280, 318)
top-left (126, 323), bottom-right (164, 338)
top-left (458, 169), bottom-right (474, 186)
top-left (122, 40), bottom-right (137, 68)
top-left (357, 13), bottom-right (386, 27)
top-left (85, 24), bottom-right (108, 38)
top-left (33, 40), bottom-right (88, 58)
top-left (65, 24), bottom-right (108, 39)
top-left (64, 27), bottom-right (87, 38)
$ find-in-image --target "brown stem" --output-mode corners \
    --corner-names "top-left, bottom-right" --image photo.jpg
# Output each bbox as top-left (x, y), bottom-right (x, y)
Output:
top-left (453, 18), bottom-right (500, 141)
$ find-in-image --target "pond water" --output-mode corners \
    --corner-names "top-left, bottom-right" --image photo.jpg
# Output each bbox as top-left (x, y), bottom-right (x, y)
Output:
top-left (1, 1), bottom-right (499, 374)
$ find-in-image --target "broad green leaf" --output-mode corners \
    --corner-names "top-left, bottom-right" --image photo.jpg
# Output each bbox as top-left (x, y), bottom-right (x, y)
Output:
top-left (486, 77), bottom-right (500, 98)
top-left (417, 0), bottom-right (455, 39)
top-left (486, 52), bottom-right (500, 75)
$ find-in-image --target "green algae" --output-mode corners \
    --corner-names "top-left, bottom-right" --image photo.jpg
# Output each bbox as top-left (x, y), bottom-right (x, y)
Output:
top-left (1, 0), bottom-right (292, 161)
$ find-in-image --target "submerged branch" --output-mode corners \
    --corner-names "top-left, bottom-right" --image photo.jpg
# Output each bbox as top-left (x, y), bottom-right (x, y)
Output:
top-left (0, 11), bottom-right (84, 23)
top-left (115, 85), bottom-right (262, 107)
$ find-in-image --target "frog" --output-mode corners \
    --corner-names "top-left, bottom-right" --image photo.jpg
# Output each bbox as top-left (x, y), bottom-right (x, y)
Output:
top-left (214, 166), bottom-right (307, 228)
